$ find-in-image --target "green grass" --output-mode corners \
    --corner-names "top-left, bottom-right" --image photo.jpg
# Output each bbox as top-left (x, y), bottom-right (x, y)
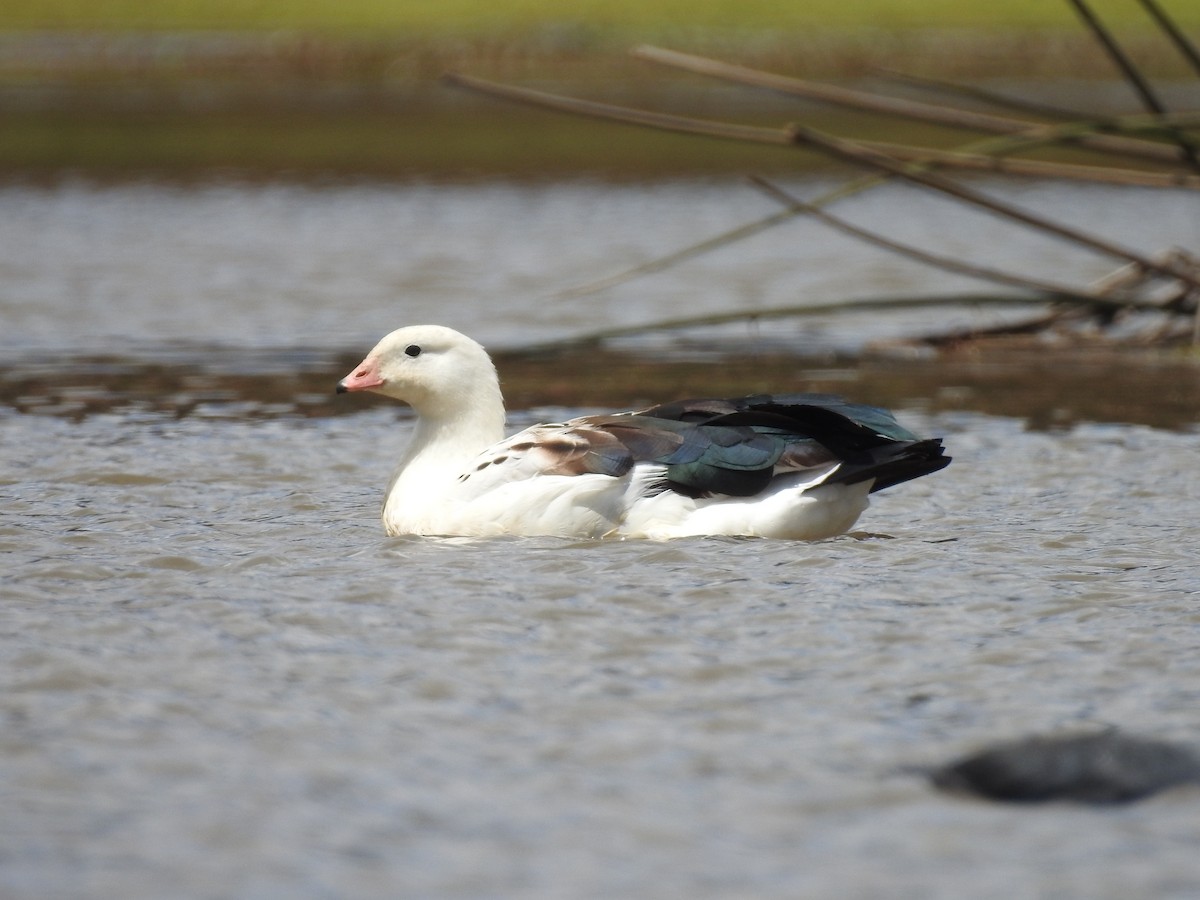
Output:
top-left (5, 0), bottom-right (1196, 34)
top-left (4, 1), bottom-right (1197, 179)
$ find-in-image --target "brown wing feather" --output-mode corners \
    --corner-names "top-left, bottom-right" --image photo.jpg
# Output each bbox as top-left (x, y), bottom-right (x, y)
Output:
top-left (462, 422), bottom-right (638, 481)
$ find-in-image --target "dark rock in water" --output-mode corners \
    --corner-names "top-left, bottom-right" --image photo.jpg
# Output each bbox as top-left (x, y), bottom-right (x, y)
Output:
top-left (931, 731), bottom-right (1200, 804)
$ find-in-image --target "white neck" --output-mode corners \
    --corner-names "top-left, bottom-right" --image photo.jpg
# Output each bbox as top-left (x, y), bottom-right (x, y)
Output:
top-left (382, 388), bottom-right (507, 531)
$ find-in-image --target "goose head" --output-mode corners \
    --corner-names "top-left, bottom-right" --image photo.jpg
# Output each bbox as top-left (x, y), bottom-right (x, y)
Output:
top-left (336, 325), bottom-right (502, 423)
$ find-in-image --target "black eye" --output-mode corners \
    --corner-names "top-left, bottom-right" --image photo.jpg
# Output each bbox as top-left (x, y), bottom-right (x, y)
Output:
top-left (404, 344), bottom-right (422, 358)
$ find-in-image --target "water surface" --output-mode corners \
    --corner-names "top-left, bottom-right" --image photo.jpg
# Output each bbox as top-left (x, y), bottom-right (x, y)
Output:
top-left (2, 178), bottom-right (1200, 898)
top-left (4, 176), bottom-right (1196, 357)
top-left (4, 408), bottom-right (1200, 898)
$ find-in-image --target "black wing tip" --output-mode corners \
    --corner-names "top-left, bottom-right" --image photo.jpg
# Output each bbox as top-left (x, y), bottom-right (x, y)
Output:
top-left (613, 395), bottom-right (953, 498)
top-left (828, 437), bottom-right (951, 493)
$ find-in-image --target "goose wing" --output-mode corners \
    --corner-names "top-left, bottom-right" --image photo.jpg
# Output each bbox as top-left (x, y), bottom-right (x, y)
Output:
top-left (457, 391), bottom-right (947, 499)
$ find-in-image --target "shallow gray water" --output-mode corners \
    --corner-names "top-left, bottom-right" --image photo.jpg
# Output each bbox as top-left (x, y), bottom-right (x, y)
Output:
top-left (3, 177), bottom-right (1197, 357)
top-left (3, 179), bottom-right (1200, 898)
top-left (5, 406), bottom-right (1200, 898)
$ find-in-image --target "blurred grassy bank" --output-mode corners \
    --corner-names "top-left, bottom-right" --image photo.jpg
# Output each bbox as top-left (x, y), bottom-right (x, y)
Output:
top-left (2, 1), bottom-right (1197, 179)
top-left (7, 0), bottom-right (1195, 36)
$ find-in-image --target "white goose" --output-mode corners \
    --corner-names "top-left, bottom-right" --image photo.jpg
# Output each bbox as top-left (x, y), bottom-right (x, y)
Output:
top-left (337, 325), bottom-right (949, 539)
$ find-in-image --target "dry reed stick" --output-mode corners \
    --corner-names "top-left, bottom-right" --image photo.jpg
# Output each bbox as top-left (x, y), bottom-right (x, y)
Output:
top-left (631, 45), bottom-right (1191, 166)
top-left (1065, 0), bottom-right (1200, 170)
top-left (442, 72), bottom-right (790, 146)
top-left (1137, 0), bottom-right (1200, 78)
top-left (545, 122), bottom-right (1198, 300)
top-left (873, 69), bottom-right (1087, 121)
top-left (550, 209), bottom-right (801, 300)
top-left (746, 175), bottom-right (1164, 311)
top-left (1068, 0), bottom-right (1175, 116)
top-left (444, 70), bottom-right (1200, 303)
top-left (515, 294), bottom-right (1074, 353)
top-left (860, 140), bottom-right (1200, 189)
top-left (787, 125), bottom-right (1200, 290)
top-left (443, 72), bottom-right (1199, 191)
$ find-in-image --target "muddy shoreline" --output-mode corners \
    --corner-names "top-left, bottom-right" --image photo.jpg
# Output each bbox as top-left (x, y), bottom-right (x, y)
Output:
top-left (6, 342), bottom-right (1197, 430)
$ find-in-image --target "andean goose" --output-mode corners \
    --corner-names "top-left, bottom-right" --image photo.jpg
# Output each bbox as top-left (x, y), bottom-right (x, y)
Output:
top-left (337, 325), bottom-right (949, 539)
